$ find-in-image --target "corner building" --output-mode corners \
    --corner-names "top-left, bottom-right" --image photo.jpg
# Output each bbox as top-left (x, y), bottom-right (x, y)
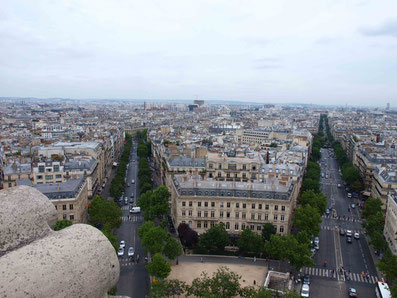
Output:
top-left (169, 173), bottom-right (297, 235)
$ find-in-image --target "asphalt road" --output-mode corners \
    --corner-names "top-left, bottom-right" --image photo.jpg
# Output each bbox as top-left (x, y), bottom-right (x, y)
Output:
top-left (307, 147), bottom-right (378, 298)
top-left (116, 142), bottom-right (150, 298)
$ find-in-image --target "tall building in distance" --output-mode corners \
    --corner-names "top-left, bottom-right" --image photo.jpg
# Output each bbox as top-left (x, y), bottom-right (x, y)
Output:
top-left (386, 102), bottom-right (390, 110)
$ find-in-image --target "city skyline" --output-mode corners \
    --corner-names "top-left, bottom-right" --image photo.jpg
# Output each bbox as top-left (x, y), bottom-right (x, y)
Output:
top-left (1, 0), bottom-right (397, 106)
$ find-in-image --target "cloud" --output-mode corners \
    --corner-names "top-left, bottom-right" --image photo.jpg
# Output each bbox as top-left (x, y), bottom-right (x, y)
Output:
top-left (252, 58), bottom-right (282, 70)
top-left (360, 19), bottom-right (397, 38)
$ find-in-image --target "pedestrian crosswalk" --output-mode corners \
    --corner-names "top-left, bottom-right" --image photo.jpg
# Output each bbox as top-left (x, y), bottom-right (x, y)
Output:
top-left (122, 215), bottom-right (143, 222)
top-left (322, 215), bottom-right (362, 223)
top-left (320, 225), bottom-right (364, 234)
top-left (121, 206), bottom-right (130, 211)
top-left (301, 267), bottom-right (378, 284)
top-left (119, 258), bottom-right (138, 267)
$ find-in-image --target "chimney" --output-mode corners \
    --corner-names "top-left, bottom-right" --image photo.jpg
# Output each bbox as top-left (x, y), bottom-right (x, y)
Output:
top-left (266, 151), bottom-right (270, 164)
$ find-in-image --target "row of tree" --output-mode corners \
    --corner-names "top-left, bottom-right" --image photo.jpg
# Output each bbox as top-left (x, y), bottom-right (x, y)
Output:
top-left (110, 133), bottom-right (133, 199)
top-left (88, 195), bottom-right (123, 250)
top-left (150, 266), bottom-right (301, 298)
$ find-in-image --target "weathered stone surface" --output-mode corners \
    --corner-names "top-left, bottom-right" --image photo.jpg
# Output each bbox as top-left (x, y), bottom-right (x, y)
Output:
top-left (0, 186), bottom-right (57, 256)
top-left (0, 186), bottom-right (120, 298)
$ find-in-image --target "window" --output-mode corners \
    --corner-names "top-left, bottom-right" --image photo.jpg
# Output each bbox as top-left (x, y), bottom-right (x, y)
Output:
top-left (198, 211), bottom-right (201, 217)
top-left (250, 224), bottom-right (254, 230)
top-left (209, 173), bottom-right (213, 178)
top-left (209, 164), bottom-right (213, 169)
top-left (189, 201), bottom-right (192, 207)
top-left (243, 164), bottom-right (246, 170)
top-left (243, 203), bottom-right (246, 209)
top-left (69, 214), bottom-right (74, 220)
top-left (274, 205), bottom-right (278, 211)
top-left (197, 221), bottom-right (201, 228)
top-left (281, 215), bottom-right (285, 221)
top-left (251, 213), bottom-right (255, 220)
top-left (258, 214), bottom-right (262, 220)
top-left (242, 173), bottom-right (247, 179)
top-left (236, 203), bottom-right (240, 208)
top-left (8, 183), bottom-right (12, 187)
top-left (39, 165), bottom-right (45, 173)
top-left (251, 173), bottom-right (256, 179)
top-left (220, 211), bottom-right (224, 218)
top-left (63, 214), bottom-right (67, 219)
top-left (55, 174), bottom-right (62, 179)
top-left (218, 164), bottom-right (222, 170)
top-left (37, 175), bottom-right (43, 180)
top-left (235, 223), bottom-right (239, 231)
top-left (189, 210), bottom-right (193, 216)
top-left (226, 212), bottom-right (230, 218)
top-left (252, 166), bottom-right (256, 171)
top-left (235, 212), bottom-right (239, 219)
top-left (45, 175), bottom-right (53, 180)
top-left (188, 221), bottom-right (192, 228)
top-left (198, 202), bottom-right (201, 207)
top-left (242, 213), bottom-right (246, 219)
top-left (211, 202), bottom-right (215, 207)
top-left (220, 202), bottom-right (224, 208)
top-left (280, 226), bottom-right (284, 233)
top-left (211, 211), bottom-right (215, 217)
top-left (182, 201), bottom-right (186, 207)
top-left (204, 211), bottom-right (208, 217)
top-left (218, 172), bottom-right (222, 178)
top-left (257, 225), bottom-right (261, 231)
top-left (265, 204), bottom-right (269, 210)
top-left (265, 214), bottom-right (269, 220)
top-left (204, 202), bottom-right (208, 207)
top-left (210, 222), bottom-right (215, 228)
top-left (274, 214), bottom-right (278, 220)
top-left (226, 222), bottom-right (230, 230)
top-left (226, 173), bottom-right (230, 178)
top-left (62, 205), bottom-right (67, 210)
top-left (252, 203), bottom-right (255, 209)
top-left (204, 221), bottom-right (208, 228)
top-left (69, 204), bottom-right (73, 210)
top-left (228, 164), bottom-right (236, 170)
top-left (281, 205), bottom-right (285, 211)
top-left (182, 211), bottom-right (186, 216)
top-left (227, 202), bottom-right (231, 208)
top-left (259, 204), bottom-right (262, 210)
top-left (242, 223), bottom-right (246, 230)
top-left (54, 165), bottom-right (60, 172)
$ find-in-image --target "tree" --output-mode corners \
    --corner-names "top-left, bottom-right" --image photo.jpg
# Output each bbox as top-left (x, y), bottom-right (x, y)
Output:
top-left (261, 223), bottom-right (276, 242)
top-left (362, 197), bottom-right (383, 219)
top-left (377, 249), bottom-right (397, 283)
top-left (149, 279), bottom-right (187, 298)
top-left (199, 223), bottom-right (230, 253)
top-left (178, 223), bottom-right (199, 248)
top-left (88, 195), bottom-right (122, 229)
top-left (163, 236), bottom-right (183, 260)
top-left (102, 223), bottom-right (118, 251)
top-left (369, 231), bottom-right (388, 252)
top-left (237, 228), bottom-right (263, 255)
top-left (264, 234), bottom-right (287, 261)
top-left (301, 178), bottom-right (320, 193)
top-left (187, 266), bottom-right (242, 298)
top-left (363, 211), bottom-right (384, 236)
top-left (298, 190), bottom-right (327, 214)
top-left (146, 253), bottom-right (171, 279)
top-left (240, 286), bottom-right (273, 298)
top-left (140, 224), bottom-right (167, 254)
top-left (140, 182), bottom-right (152, 194)
top-left (54, 219), bottom-right (72, 231)
top-left (293, 205), bottom-right (321, 237)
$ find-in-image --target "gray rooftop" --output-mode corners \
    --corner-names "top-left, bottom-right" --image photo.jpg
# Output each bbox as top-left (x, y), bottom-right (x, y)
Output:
top-left (31, 178), bottom-right (85, 200)
top-left (168, 156), bottom-right (206, 168)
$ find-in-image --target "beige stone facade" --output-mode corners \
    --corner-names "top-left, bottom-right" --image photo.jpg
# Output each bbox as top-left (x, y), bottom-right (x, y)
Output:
top-left (384, 191), bottom-right (397, 254)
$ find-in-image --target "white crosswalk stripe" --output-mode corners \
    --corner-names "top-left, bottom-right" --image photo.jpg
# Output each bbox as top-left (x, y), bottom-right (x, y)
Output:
top-left (122, 215), bottom-right (143, 222)
top-left (301, 267), bottom-right (377, 284)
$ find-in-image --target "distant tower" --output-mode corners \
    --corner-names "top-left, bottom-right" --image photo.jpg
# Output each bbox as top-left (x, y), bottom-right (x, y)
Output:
top-left (386, 102), bottom-right (390, 110)
top-left (144, 102), bottom-right (147, 110)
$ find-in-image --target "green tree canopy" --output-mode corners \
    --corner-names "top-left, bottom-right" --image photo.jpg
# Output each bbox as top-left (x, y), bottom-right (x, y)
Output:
top-left (88, 195), bottom-right (122, 229)
top-left (293, 205), bottom-right (321, 237)
top-left (149, 279), bottom-right (187, 298)
top-left (199, 223), bottom-right (230, 253)
top-left (237, 228), bottom-right (263, 255)
top-left (146, 253), bottom-right (171, 279)
top-left (54, 219), bottom-right (73, 231)
top-left (377, 249), bottom-right (397, 283)
top-left (362, 197), bottom-right (383, 219)
top-left (163, 235), bottom-right (183, 260)
top-left (261, 223), bottom-right (277, 242)
top-left (139, 223), bottom-right (168, 254)
top-left (301, 178), bottom-right (320, 193)
top-left (298, 190), bottom-right (327, 214)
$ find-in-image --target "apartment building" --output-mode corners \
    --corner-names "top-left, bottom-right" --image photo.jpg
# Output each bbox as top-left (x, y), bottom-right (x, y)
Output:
top-left (64, 157), bottom-right (98, 198)
top-left (371, 164), bottom-right (397, 207)
top-left (3, 161), bottom-right (32, 189)
top-left (169, 174), bottom-right (297, 235)
top-left (32, 161), bottom-right (65, 184)
top-left (385, 191), bottom-right (397, 254)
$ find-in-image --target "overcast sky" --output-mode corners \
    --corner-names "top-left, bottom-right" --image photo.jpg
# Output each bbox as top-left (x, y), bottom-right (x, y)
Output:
top-left (1, 0), bottom-right (397, 106)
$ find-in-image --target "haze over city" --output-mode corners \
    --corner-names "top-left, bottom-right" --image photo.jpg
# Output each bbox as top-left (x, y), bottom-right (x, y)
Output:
top-left (1, 0), bottom-right (397, 106)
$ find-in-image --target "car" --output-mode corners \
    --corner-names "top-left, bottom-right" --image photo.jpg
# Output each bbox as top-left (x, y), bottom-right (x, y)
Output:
top-left (129, 198), bottom-right (134, 204)
top-left (326, 174), bottom-right (329, 178)
top-left (354, 232), bottom-right (360, 239)
top-left (351, 203), bottom-right (355, 209)
top-left (337, 184), bottom-right (341, 188)
top-left (325, 208), bottom-right (330, 215)
top-left (127, 183), bottom-right (130, 187)
top-left (314, 243), bottom-right (320, 250)
top-left (124, 199), bottom-right (128, 205)
top-left (314, 236), bottom-right (319, 245)
top-left (119, 240), bottom-right (125, 248)
top-left (301, 284), bottom-right (310, 297)
top-left (347, 193), bottom-right (352, 198)
top-left (339, 229), bottom-right (345, 236)
top-left (303, 275), bottom-right (310, 285)
top-left (130, 193), bottom-right (134, 198)
top-left (346, 230), bottom-right (352, 237)
top-left (117, 247), bottom-right (124, 256)
top-left (133, 160), bottom-right (136, 162)
top-left (310, 248), bottom-right (316, 256)
top-left (346, 236), bottom-right (352, 243)
top-left (348, 288), bottom-right (357, 297)
top-left (131, 179), bottom-right (135, 184)
top-left (128, 247), bottom-right (135, 257)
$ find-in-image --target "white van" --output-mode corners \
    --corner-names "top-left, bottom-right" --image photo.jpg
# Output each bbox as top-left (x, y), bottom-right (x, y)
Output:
top-left (131, 179), bottom-right (135, 184)
top-left (130, 207), bottom-right (141, 214)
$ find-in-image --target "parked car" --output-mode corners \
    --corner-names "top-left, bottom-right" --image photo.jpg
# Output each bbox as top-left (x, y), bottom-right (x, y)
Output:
top-left (314, 237), bottom-right (319, 245)
top-left (325, 208), bottom-right (330, 215)
top-left (346, 236), bottom-right (352, 243)
top-left (131, 179), bottom-right (135, 184)
top-left (117, 247), bottom-right (124, 256)
top-left (347, 193), bottom-right (352, 198)
top-left (119, 240), bottom-right (125, 248)
top-left (301, 284), bottom-right (310, 297)
top-left (351, 203), bottom-right (356, 209)
top-left (314, 242), bottom-right (320, 250)
top-left (354, 232), bottom-right (360, 239)
top-left (303, 275), bottom-right (310, 285)
top-left (339, 229), bottom-right (345, 236)
top-left (346, 230), bottom-right (352, 237)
